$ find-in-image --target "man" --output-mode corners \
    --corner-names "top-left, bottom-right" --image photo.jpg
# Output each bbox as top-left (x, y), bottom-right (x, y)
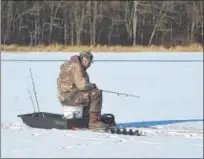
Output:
top-left (57, 51), bottom-right (113, 130)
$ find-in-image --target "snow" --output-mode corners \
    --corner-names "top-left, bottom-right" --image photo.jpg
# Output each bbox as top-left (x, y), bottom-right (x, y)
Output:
top-left (1, 51), bottom-right (203, 158)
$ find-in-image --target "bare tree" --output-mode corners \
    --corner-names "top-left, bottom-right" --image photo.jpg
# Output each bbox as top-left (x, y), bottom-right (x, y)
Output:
top-left (188, 1), bottom-right (203, 42)
top-left (88, 1), bottom-right (98, 45)
top-left (1, 0), bottom-right (203, 46)
top-left (148, 1), bottom-right (173, 45)
top-left (71, 1), bottom-right (87, 45)
top-left (132, 1), bottom-right (139, 45)
top-left (3, 1), bottom-right (14, 44)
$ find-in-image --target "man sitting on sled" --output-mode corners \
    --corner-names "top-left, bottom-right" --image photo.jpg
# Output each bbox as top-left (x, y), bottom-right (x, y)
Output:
top-left (57, 51), bottom-right (115, 130)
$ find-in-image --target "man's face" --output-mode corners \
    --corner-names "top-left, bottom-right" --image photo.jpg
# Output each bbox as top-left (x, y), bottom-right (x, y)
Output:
top-left (81, 57), bottom-right (91, 69)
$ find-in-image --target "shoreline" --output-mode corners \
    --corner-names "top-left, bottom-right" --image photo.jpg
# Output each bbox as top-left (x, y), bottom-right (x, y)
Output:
top-left (1, 43), bottom-right (203, 53)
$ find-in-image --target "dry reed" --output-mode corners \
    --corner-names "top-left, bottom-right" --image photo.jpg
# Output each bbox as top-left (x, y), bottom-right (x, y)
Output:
top-left (1, 43), bottom-right (203, 53)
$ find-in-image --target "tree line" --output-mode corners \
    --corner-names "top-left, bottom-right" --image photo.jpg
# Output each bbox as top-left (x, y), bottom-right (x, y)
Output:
top-left (1, 1), bottom-right (203, 46)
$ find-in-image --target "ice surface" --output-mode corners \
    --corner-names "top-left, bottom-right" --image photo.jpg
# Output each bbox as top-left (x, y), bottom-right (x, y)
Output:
top-left (1, 52), bottom-right (203, 158)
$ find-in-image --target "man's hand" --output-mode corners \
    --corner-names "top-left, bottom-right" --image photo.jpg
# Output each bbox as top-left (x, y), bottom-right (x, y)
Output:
top-left (92, 83), bottom-right (97, 89)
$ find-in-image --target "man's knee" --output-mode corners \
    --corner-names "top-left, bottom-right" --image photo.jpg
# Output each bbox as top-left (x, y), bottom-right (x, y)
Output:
top-left (71, 91), bottom-right (89, 105)
top-left (90, 89), bottom-right (102, 100)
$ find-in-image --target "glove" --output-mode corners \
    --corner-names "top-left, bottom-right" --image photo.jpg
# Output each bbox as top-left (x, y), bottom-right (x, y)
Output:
top-left (92, 83), bottom-right (97, 89)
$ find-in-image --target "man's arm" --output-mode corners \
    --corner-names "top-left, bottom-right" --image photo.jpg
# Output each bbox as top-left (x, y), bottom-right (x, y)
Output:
top-left (72, 63), bottom-right (95, 91)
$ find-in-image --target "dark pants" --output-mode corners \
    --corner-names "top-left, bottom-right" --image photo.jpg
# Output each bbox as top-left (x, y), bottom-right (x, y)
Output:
top-left (61, 89), bottom-right (103, 114)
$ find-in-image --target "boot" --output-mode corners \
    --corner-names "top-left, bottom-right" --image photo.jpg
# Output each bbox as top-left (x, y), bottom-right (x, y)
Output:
top-left (88, 112), bottom-right (110, 130)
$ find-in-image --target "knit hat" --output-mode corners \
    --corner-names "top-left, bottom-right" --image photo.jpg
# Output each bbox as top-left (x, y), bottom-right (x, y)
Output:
top-left (80, 51), bottom-right (94, 63)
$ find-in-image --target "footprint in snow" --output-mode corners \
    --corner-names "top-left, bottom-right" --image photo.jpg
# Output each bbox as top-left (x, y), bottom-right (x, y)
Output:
top-left (60, 146), bottom-right (73, 150)
top-left (64, 133), bottom-right (73, 136)
top-left (31, 132), bottom-right (44, 136)
top-left (114, 138), bottom-right (128, 143)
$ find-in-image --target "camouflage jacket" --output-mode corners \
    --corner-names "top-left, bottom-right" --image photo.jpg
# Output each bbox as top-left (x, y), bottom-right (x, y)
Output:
top-left (57, 55), bottom-right (94, 101)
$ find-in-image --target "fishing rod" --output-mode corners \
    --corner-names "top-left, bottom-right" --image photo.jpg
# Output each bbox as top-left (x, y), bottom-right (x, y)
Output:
top-left (27, 88), bottom-right (36, 113)
top-left (102, 90), bottom-right (140, 98)
top-left (29, 68), bottom-right (43, 116)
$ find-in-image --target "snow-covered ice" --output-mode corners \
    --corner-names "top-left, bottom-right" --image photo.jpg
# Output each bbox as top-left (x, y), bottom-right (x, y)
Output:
top-left (1, 52), bottom-right (203, 158)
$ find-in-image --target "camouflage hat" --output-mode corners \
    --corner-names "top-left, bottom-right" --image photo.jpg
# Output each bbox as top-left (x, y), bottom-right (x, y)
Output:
top-left (80, 51), bottom-right (94, 63)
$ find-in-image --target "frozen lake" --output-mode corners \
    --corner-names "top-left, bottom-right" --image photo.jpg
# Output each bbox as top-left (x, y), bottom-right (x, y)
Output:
top-left (1, 52), bottom-right (203, 158)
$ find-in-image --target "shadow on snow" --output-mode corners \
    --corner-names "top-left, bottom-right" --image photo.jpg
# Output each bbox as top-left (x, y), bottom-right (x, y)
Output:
top-left (116, 119), bottom-right (203, 128)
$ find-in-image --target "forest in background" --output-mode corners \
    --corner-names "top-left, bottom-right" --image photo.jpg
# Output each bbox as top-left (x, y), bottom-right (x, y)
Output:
top-left (1, 1), bottom-right (203, 47)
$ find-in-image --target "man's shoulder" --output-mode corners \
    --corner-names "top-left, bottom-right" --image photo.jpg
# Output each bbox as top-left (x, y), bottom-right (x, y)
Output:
top-left (60, 60), bottom-right (82, 71)
top-left (69, 60), bottom-right (81, 68)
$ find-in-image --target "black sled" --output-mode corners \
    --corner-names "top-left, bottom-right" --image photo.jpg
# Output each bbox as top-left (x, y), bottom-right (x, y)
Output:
top-left (17, 107), bottom-right (91, 130)
top-left (17, 109), bottom-right (143, 136)
top-left (17, 106), bottom-right (118, 131)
